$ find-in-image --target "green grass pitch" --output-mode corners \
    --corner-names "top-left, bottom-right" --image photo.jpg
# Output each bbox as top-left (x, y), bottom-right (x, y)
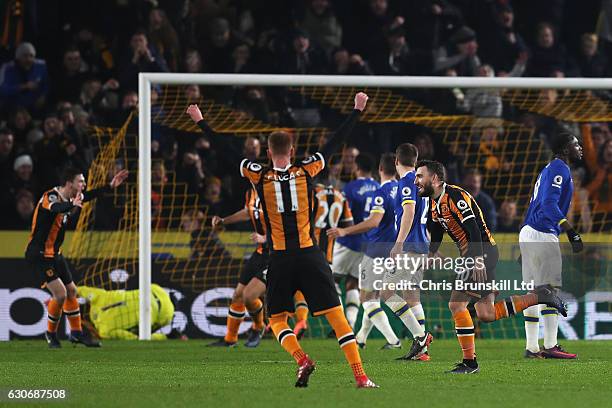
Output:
top-left (1, 339), bottom-right (611, 407)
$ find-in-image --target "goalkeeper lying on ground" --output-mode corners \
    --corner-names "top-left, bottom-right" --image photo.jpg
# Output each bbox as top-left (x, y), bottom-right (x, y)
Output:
top-left (78, 284), bottom-right (175, 340)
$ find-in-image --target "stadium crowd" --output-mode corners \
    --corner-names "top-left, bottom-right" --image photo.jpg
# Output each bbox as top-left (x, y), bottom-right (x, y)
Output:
top-left (0, 0), bottom-right (610, 232)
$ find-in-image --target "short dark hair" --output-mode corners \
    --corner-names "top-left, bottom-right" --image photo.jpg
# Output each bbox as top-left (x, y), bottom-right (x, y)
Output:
top-left (356, 153), bottom-right (375, 174)
top-left (379, 153), bottom-right (396, 177)
top-left (268, 131), bottom-right (293, 155)
top-left (61, 167), bottom-right (83, 185)
top-left (396, 143), bottom-right (418, 167)
top-left (416, 160), bottom-right (446, 182)
top-left (0, 127), bottom-right (13, 137)
top-left (550, 130), bottom-right (576, 155)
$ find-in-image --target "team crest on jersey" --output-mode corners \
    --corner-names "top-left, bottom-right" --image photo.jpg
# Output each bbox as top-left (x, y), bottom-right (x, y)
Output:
top-left (247, 162), bottom-right (262, 172)
top-left (48, 193), bottom-right (58, 203)
top-left (45, 269), bottom-right (54, 277)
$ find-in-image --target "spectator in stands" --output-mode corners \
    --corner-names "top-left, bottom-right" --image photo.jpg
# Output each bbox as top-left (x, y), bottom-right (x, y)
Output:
top-left (177, 149), bottom-right (206, 195)
top-left (496, 199), bottom-right (520, 233)
top-left (569, 168), bottom-right (593, 233)
top-left (7, 189), bottom-right (35, 230)
top-left (371, 26), bottom-right (416, 75)
top-left (399, 0), bottom-right (463, 52)
top-left (480, 4), bottom-right (528, 74)
top-left (433, 26), bottom-right (480, 76)
top-left (243, 137), bottom-right (261, 162)
top-left (474, 125), bottom-right (511, 172)
top-left (331, 48), bottom-right (373, 75)
top-left (231, 43), bottom-right (256, 73)
top-left (8, 107), bottom-right (34, 150)
top-left (0, 42), bottom-right (49, 112)
top-left (10, 154), bottom-right (39, 198)
top-left (0, 128), bottom-right (16, 182)
top-left (527, 22), bottom-right (575, 77)
top-left (202, 176), bottom-right (226, 216)
top-left (462, 168), bottom-right (497, 232)
top-left (118, 30), bottom-right (169, 91)
top-left (586, 139), bottom-right (612, 214)
top-left (33, 113), bottom-right (78, 189)
top-left (577, 33), bottom-right (609, 78)
top-left (340, 146), bottom-right (359, 181)
top-left (79, 78), bottom-right (120, 123)
top-left (458, 57), bottom-right (526, 118)
top-left (52, 48), bottom-right (90, 104)
top-left (148, 8), bottom-right (180, 72)
top-left (183, 49), bottom-right (204, 73)
top-left (354, 0), bottom-right (402, 57)
top-left (281, 29), bottom-right (328, 75)
top-left (206, 18), bottom-right (237, 73)
top-left (299, 0), bottom-right (343, 57)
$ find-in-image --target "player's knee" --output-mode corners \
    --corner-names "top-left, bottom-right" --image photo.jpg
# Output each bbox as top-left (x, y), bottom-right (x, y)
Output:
top-left (477, 309), bottom-right (496, 323)
top-left (66, 286), bottom-right (77, 299)
top-left (232, 290), bottom-right (243, 303)
top-left (448, 302), bottom-right (465, 315)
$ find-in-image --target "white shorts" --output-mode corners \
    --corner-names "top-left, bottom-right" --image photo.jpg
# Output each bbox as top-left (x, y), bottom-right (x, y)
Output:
top-left (519, 225), bottom-right (562, 287)
top-left (384, 251), bottom-right (425, 288)
top-left (331, 242), bottom-right (363, 280)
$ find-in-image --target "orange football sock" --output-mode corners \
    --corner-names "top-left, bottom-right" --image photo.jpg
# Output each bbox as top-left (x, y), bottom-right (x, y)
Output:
top-left (293, 291), bottom-right (309, 323)
top-left (323, 305), bottom-right (365, 380)
top-left (224, 302), bottom-right (245, 343)
top-left (63, 297), bottom-right (82, 332)
top-left (246, 298), bottom-right (265, 330)
top-left (494, 293), bottom-right (538, 320)
top-left (47, 299), bottom-right (62, 333)
top-left (270, 313), bottom-right (306, 364)
top-left (453, 309), bottom-right (475, 360)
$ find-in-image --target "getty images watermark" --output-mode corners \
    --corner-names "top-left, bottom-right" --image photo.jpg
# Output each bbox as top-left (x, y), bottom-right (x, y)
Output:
top-left (361, 253), bottom-right (535, 292)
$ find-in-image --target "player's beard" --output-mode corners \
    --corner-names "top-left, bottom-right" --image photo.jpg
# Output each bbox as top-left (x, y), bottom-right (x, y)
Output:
top-left (418, 182), bottom-right (434, 197)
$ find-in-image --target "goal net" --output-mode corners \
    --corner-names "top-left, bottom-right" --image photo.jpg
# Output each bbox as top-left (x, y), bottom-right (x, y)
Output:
top-left (66, 75), bottom-right (612, 341)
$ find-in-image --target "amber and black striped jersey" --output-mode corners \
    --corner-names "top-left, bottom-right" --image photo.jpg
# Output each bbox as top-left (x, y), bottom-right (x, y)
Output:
top-left (313, 184), bottom-right (353, 263)
top-left (241, 154), bottom-right (325, 252)
top-left (245, 187), bottom-right (268, 254)
top-left (428, 183), bottom-right (495, 257)
top-left (26, 186), bottom-right (110, 259)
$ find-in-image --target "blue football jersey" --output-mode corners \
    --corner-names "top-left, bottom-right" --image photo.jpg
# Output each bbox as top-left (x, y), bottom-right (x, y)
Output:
top-left (337, 177), bottom-right (380, 252)
top-left (395, 171), bottom-right (430, 254)
top-left (364, 180), bottom-right (398, 258)
top-left (524, 158), bottom-right (574, 235)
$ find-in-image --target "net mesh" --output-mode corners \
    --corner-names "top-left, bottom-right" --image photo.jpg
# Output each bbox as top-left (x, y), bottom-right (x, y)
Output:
top-left (67, 83), bottom-right (611, 340)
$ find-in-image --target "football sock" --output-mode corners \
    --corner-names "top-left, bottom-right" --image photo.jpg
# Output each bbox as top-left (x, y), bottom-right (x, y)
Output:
top-left (523, 304), bottom-right (541, 352)
top-left (410, 303), bottom-right (427, 333)
top-left (494, 293), bottom-right (538, 320)
top-left (47, 298), bottom-right (62, 333)
top-left (63, 297), bottom-right (82, 333)
top-left (453, 309), bottom-right (475, 360)
top-left (293, 291), bottom-right (309, 323)
top-left (355, 309), bottom-right (373, 345)
top-left (344, 289), bottom-right (360, 329)
top-left (386, 294), bottom-right (424, 338)
top-left (224, 302), bottom-right (245, 343)
top-left (246, 298), bottom-right (265, 331)
top-left (324, 305), bottom-right (366, 381)
top-left (361, 300), bottom-right (398, 344)
top-left (270, 312), bottom-right (306, 364)
top-left (542, 306), bottom-right (559, 349)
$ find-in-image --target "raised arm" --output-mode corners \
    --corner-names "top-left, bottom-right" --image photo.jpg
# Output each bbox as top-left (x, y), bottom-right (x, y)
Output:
top-left (186, 104), bottom-right (242, 158)
top-left (319, 92), bottom-right (368, 158)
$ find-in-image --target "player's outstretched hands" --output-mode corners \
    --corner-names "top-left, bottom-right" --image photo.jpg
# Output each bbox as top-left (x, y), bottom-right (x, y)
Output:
top-left (211, 215), bottom-right (224, 230)
top-left (327, 227), bottom-right (347, 239)
top-left (110, 169), bottom-right (129, 188)
top-left (186, 104), bottom-right (204, 123)
top-left (354, 92), bottom-right (368, 112)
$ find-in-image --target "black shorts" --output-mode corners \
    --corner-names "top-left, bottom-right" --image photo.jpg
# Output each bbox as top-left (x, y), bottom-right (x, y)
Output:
top-left (266, 246), bottom-right (340, 316)
top-left (239, 251), bottom-right (268, 285)
top-left (454, 244), bottom-right (499, 301)
top-left (26, 253), bottom-right (73, 286)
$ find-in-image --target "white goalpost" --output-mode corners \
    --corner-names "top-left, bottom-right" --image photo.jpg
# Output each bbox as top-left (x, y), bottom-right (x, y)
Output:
top-left (137, 73), bottom-right (612, 339)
